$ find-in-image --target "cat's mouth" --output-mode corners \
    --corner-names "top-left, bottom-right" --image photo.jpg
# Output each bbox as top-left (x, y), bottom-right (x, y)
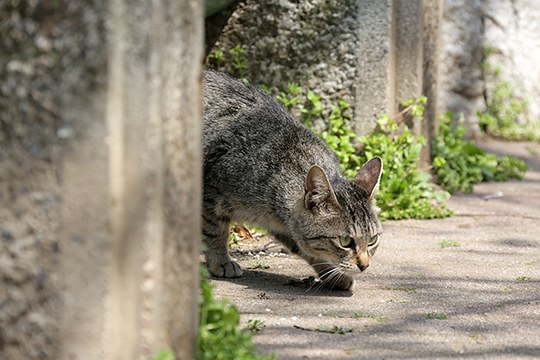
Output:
top-left (339, 260), bottom-right (369, 273)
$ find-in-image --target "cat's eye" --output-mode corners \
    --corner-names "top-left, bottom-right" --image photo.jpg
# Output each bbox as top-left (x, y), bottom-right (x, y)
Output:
top-left (368, 234), bottom-right (379, 246)
top-left (339, 236), bottom-right (354, 249)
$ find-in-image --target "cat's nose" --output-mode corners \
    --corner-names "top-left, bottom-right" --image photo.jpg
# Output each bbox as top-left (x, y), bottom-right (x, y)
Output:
top-left (357, 263), bottom-right (369, 272)
top-left (357, 252), bottom-right (369, 272)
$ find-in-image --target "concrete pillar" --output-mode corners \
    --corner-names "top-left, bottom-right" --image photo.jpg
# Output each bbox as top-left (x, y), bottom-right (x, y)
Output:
top-left (59, 0), bottom-right (203, 359)
top-left (355, 1), bottom-right (431, 130)
top-left (392, 0), bottom-right (423, 119)
top-left (421, 0), bottom-right (443, 164)
top-left (356, 0), bottom-right (441, 166)
top-left (355, 0), bottom-right (394, 135)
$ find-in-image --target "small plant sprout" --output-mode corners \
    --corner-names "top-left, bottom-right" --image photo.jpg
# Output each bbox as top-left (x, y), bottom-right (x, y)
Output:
top-left (246, 319), bottom-right (266, 332)
top-left (317, 325), bottom-right (353, 334)
top-left (426, 313), bottom-right (448, 320)
top-left (248, 261), bottom-right (270, 270)
top-left (352, 312), bottom-right (387, 322)
top-left (439, 240), bottom-right (461, 248)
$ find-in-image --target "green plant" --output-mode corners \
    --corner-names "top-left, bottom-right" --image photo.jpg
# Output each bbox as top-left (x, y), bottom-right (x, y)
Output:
top-left (439, 240), bottom-right (461, 248)
top-left (301, 90), bottom-right (326, 128)
top-left (230, 45), bottom-right (248, 77)
top-left (319, 99), bottom-right (362, 178)
top-left (229, 231), bottom-right (241, 247)
top-left (248, 261), bottom-right (270, 270)
top-left (479, 50), bottom-right (539, 141)
top-left (152, 350), bottom-right (175, 360)
top-left (316, 325), bottom-right (353, 334)
top-left (358, 98), bottom-right (452, 220)
top-left (433, 113), bottom-right (527, 193)
top-left (274, 83), bottom-right (361, 178)
top-left (275, 86), bottom-right (452, 220)
top-left (426, 313), bottom-right (448, 320)
top-left (492, 155), bottom-right (529, 181)
top-left (246, 319), bottom-right (266, 332)
top-left (276, 82), bottom-right (302, 111)
top-left (198, 267), bottom-right (274, 360)
top-left (206, 48), bottom-right (225, 69)
top-left (206, 44), bottom-right (249, 79)
top-left (352, 312), bottom-right (387, 322)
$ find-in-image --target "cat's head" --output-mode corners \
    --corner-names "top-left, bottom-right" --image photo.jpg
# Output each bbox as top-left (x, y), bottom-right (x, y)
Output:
top-left (293, 157), bottom-right (383, 276)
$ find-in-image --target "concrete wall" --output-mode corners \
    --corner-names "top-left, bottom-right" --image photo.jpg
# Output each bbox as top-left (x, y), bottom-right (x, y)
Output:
top-left (214, 0), bottom-right (363, 125)
top-left (1, 1), bottom-right (202, 359)
top-left (440, 0), bottom-right (540, 131)
top-left (213, 0), bottom-right (540, 138)
top-left (212, 0), bottom-right (441, 156)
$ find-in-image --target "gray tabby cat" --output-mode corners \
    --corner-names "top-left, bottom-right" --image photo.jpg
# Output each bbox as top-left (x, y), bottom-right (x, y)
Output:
top-left (202, 70), bottom-right (383, 291)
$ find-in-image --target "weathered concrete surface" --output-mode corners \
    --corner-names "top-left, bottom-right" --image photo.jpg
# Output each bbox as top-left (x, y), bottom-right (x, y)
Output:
top-left (482, 0), bottom-right (540, 126)
top-left (1, 0), bottom-right (202, 358)
top-left (211, 139), bottom-right (540, 359)
top-left (212, 0), bottom-right (438, 137)
top-left (0, 2), bottom-right (106, 358)
top-left (440, 0), bottom-right (540, 130)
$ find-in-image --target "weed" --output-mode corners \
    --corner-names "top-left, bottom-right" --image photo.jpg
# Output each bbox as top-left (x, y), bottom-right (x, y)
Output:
top-left (152, 350), bottom-right (175, 360)
top-left (246, 319), bottom-right (266, 332)
top-left (516, 276), bottom-right (530, 282)
top-left (229, 231), bottom-right (241, 247)
top-left (439, 240), bottom-right (461, 248)
top-left (433, 113), bottom-right (527, 193)
top-left (352, 312), bottom-right (387, 322)
top-left (358, 98), bottom-right (452, 220)
top-left (426, 313), bottom-right (448, 320)
top-left (198, 267), bottom-right (274, 360)
top-left (229, 45), bottom-right (248, 77)
top-left (479, 49), bottom-right (539, 141)
top-left (276, 82), bottom-right (302, 111)
top-left (317, 325), bottom-right (353, 334)
top-left (206, 44), bottom-right (249, 79)
top-left (248, 261), bottom-right (270, 270)
top-left (274, 85), bottom-right (452, 220)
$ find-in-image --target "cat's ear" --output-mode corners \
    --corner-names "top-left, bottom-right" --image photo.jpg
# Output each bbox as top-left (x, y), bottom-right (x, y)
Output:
top-left (305, 165), bottom-right (340, 214)
top-left (353, 157), bottom-right (383, 198)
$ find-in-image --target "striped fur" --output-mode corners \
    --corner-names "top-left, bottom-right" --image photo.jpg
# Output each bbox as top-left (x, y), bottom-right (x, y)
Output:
top-left (202, 70), bottom-right (382, 291)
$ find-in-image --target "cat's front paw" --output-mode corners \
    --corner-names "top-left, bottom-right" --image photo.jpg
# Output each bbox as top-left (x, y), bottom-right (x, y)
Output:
top-left (322, 273), bottom-right (354, 291)
top-left (207, 260), bottom-right (243, 278)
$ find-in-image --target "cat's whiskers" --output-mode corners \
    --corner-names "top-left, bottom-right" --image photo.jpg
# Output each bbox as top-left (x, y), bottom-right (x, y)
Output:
top-left (327, 269), bottom-right (345, 290)
top-left (306, 264), bottom-right (338, 292)
top-left (318, 267), bottom-right (343, 291)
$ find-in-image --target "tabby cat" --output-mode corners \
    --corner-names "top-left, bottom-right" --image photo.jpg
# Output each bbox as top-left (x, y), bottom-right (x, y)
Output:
top-left (202, 70), bottom-right (383, 291)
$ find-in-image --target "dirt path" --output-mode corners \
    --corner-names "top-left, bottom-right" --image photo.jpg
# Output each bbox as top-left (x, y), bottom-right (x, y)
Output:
top-left (211, 140), bottom-right (540, 359)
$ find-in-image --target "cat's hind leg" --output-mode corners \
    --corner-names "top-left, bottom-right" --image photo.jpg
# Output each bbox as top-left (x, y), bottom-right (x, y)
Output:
top-left (202, 211), bottom-right (243, 278)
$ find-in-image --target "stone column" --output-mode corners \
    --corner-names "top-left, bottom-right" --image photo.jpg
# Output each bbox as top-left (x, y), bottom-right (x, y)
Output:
top-left (355, 0), bottom-right (394, 135)
top-left (421, 0), bottom-right (443, 164)
top-left (355, 0), bottom-right (441, 166)
top-left (59, 0), bottom-right (203, 359)
top-left (392, 0), bottom-right (424, 127)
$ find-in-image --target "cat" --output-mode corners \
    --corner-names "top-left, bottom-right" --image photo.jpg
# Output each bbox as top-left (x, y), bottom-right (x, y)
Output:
top-left (202, 69), bottom-right (383, 291)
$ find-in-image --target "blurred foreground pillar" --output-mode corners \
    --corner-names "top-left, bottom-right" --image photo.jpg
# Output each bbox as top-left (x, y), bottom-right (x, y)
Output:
top-left (60, 0), bottom-right (203, 359)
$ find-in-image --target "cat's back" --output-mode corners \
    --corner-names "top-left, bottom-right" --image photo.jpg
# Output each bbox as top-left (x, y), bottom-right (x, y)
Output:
top-left (202, 70), bottom-right (293, 139)
top-left (203, 69), bottom-right (260, 118)
top-left (202, 70), bottom-right (340, 184)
